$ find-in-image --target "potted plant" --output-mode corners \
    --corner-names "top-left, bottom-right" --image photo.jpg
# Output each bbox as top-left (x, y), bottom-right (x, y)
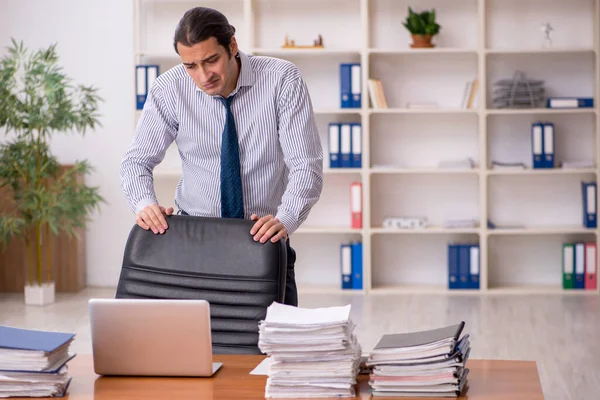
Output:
top-left (403, 7), bottom-right (441, 48)
top-left (0, 39), bottom-right (104, 306)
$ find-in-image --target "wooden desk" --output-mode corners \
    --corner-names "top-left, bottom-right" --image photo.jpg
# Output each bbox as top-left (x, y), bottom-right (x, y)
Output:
top-left (19, 354), bottom-right (544, 399)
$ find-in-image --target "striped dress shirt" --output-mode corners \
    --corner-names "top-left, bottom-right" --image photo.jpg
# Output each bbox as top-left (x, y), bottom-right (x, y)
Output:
top-left (120, 50), bottom-right (323, 235)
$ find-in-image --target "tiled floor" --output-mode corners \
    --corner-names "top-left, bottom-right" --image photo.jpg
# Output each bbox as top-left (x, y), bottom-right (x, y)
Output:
top-left (1, 288), bottom-right (599, 399)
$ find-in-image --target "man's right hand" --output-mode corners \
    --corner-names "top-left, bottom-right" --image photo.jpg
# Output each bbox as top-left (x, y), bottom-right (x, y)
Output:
top-left (136, 204), bottom-right (174, 234)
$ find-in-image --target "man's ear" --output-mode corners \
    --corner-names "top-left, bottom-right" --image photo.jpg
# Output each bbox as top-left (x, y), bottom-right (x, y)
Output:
top-left (229, 36), bottom-right (238, 57)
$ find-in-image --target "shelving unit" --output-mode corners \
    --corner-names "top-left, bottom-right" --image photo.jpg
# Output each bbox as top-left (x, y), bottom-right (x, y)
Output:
top-left (133, 0), bottom-right (599, 295)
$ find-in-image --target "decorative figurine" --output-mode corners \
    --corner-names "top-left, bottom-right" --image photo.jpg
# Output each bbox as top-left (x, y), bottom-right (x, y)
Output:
top-left (540, 23), bottom-right (553, 49)
top-left (282, 34), bottom-right (324, 49)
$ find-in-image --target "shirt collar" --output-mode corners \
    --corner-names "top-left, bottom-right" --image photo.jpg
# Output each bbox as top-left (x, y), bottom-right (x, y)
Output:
top-left (195, 50), bottom-right (256, 97)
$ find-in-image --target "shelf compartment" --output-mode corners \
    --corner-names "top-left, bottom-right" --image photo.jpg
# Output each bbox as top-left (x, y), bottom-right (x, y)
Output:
top-left (369, 52), bottom-right (478, 110)
top-left (488, 173), bottom-right (597, 228)
top-left (291, 233), bottom-right (363, 291)
top-left (262, 52), bottom-right (360, 110)
top-left (138, 1), bottom-right (248, 54)
top-left (487, 113), bottom-right (598, 170)
top-left (370, 113), bottom-right (479, 170)
top-left (252, 0), bottom-right (361, 50)
top-left (487, 234), bottom-right (597, 290)
top-left (485, 0), bottom-right (595, 50)
top-left (371, 172), bottom-right (480, 229)
top-left (371, 234), bottom-right (479, 289)
top-left (486, 52), bottom-right (596, 110)
top-left (369, 0), bottom-right (479, 50)
top-left (301, 174), bottom-right (363, 229)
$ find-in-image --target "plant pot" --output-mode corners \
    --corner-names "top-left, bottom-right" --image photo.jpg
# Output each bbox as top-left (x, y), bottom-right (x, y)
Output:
top-left (24, 281), bottom-right (55, 306)
top-left (411, 34), bottom-right (435, 48)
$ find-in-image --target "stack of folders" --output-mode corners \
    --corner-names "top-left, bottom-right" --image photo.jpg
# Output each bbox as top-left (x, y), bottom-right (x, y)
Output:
top-left (0, 326), bottom-right (76, 398)
top-left (448, 244), bottom-right (480, 290)
top-left (562, 242), bottom-right (597, 290)
top-left (258, 302), bottom-right (362, 398)
top-left (366, 322), bottom-right (470, 398)
top-left (328, 122), bottom-right (362, 169)
top-left (531, 121), bottom-right (555, 169)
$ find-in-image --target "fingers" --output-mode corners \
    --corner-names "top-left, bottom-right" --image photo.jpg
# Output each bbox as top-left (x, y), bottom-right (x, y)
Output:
top-left (151, 204), bottom-right (169, 230)
top-left (137, 204), bottom-right (170, 234)
top-left (165, 207), bottom-right (174, 215)
top-left (136, 215), bottom-right (150, 230)
top-left (260, 222), bottom-right (283, 243)
top-left (270, 229), bottom-right (288, 243)
top-left (250, 214), bottom-right (270, 235)
top-left (252, 215), bottom-right (287, 243)
top-left (252, 215), bottom-right (273, 239)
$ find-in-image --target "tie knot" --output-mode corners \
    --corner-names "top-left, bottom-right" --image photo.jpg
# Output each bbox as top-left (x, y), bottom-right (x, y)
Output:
top-left (219, 95), bottom-right (234, 108)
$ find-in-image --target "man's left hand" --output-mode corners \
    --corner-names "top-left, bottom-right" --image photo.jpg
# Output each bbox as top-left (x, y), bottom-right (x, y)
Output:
top-left (250, 214), bottom-right (288, 243)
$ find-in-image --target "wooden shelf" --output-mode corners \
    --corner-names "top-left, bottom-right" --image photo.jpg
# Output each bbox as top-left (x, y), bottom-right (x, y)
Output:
top-left (294, 227), bottom-right (362, 234)
top-left (486, 108), bottom-right (597, 115)
top-left (371, 227), bottom-right (480, 235)
top-left (370, 168), bottom-right (479, 175)
top-left (369, 48), bottom-right (478, 55)
top-left (485, 48), bottom-right (596, 55)
top-left (297, 285), bottom-right (364, 295)
top-left (133, 0), bottom-right (600, 296)
top-left (487, 168), bottom-right (597, 176)
top-left (369, 108), bottom-right (479, 115)
top-left (251, 48), bottom-right (360, 56)
top-left (487, 227), bottom-right (597, 236)
top-left (487, 285), bottom-right (599, 295)
top-left (314, 108), bottom-right (362, 115)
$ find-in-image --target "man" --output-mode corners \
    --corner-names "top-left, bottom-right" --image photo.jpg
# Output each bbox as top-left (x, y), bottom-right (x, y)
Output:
top-left (120, 7), bottom-right (323, 307)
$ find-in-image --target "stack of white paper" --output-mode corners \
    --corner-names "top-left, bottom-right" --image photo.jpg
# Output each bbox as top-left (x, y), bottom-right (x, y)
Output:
top-left (366, 322), bottom-right (470, 398)
top-left (442, 218), bottom-right (478, 229)
top-left (258, 302), bottom-right (362, 398)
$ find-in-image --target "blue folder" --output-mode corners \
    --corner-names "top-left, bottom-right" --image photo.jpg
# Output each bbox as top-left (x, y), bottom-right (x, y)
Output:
top-left (582, 181), bottom-right (597, 228)
top-left (448, 244), bottom-right (460, 289)
top-left (0, 326), bottom-right (75, 353)
top-left (351, 242), bottom-right (363, 290)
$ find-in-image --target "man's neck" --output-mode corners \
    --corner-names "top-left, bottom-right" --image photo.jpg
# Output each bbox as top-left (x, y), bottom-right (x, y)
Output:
top-left (221, 54), bottom-right (241, 98)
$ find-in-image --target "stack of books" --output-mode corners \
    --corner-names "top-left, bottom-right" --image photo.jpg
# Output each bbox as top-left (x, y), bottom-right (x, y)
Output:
top-left (257, 302), bottom-right (362, 398)
top-left (0, 326), bottom-right (76, 398)
top-left (366, 322), bottom-right (470, 398)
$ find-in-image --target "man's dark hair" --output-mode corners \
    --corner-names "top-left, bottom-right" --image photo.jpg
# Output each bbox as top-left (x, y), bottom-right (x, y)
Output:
top-left (173, 7), bottom-right (236, 56)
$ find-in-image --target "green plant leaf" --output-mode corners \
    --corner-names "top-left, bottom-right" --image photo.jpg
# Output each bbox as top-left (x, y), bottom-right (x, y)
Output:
top-left (0, 39), bottom-right (105, 285)
top-left (402, 8), bottom-right (440, 36)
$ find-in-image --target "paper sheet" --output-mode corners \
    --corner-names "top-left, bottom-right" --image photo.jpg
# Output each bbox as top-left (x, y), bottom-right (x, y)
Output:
top-left (249, 357), bottom-right (271, 375)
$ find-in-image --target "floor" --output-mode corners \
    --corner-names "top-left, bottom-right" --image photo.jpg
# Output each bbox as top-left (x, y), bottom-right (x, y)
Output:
top-left (1, 288), bottom-right (598, 399)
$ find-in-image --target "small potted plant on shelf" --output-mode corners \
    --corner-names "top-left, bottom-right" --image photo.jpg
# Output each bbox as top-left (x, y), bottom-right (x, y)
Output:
top-left (0, 39), bottom-right (105, 306)
top-left (402, 7), bottom-right (441, 48)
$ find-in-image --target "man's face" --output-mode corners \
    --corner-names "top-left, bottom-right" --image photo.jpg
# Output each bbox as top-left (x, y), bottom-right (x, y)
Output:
top-left (177, 36), bottom-right (238, 97)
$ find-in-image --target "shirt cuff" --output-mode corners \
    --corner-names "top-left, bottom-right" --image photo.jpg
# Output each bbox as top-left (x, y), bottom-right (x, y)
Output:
top-left (134, 198), bottom-right (159, 215)
top-left (275, 211), bottom-right (300, 236)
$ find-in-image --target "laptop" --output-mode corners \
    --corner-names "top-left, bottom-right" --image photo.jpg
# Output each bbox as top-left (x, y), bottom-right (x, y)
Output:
top-left (89, 298), bottom-right (223, 377)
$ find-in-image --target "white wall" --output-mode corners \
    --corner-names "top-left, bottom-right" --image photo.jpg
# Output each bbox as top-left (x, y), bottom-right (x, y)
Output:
top-left (0, 0), bottom-right (136, 286)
